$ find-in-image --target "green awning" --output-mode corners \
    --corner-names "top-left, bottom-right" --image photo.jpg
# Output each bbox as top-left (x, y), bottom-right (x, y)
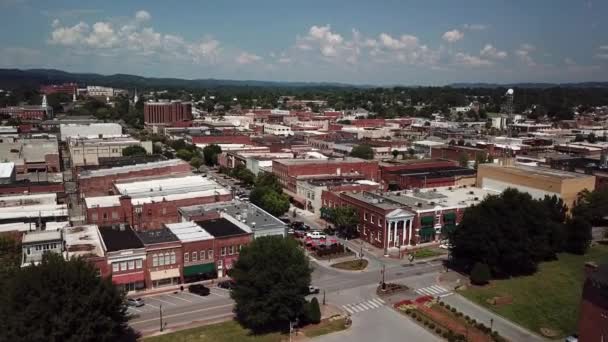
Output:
top-left (184, 263), bottom-right (215, 277)
top-left (442, 224), bottom-right (456, 234)
top-left (419, 227), bottom-right (435, 237)
top-left (443, 212), bottom-right (457, 221)
top-left (420, 216), bottom-right (434, 226)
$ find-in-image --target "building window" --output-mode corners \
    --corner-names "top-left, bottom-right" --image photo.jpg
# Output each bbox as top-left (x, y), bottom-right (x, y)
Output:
top-left (136, 259), bottom-right (142, 269)
top-left (152, 254), bottom-right (158, 267)
top-left (221, 247), bottom-right (226, 256)
top-left (120, 262), bottom-right (127, 271)
top-left (135, 207), bottom-right (142, 214)
top-left (200, 250), bottom-right (205, 260)
top-left (192, 251), bottom-right (198, 261)
top-left (238, 245), bottom-right (243, 252)
top-left (208, 249), bottom-right (213, 259)
top-left (102, 212), bottom-right (108, 221)
top-left (91, 212), bottom-right (98, 221)
top-left (378, 219), bottom-right (382, 227)
top-left (170, 252), bottom-right (176, 264)
top-left (184, 252), bottom-right (189, 262)
top-left (164, 253), bottom-right (170, 264)
top-left (128, 261), bottom-right (134, 270)
top-left (162, 208), bottom-right (167, 215)
top-left (217, 259), bottom-right (223, 268)
top-left (364, 212), bottom-right (368, 221)
top-left (370, 215), bottom-right (375, 224)
top-left (112, 263), bottom-right (119, 272)
top-left (111, 211), bottom-right (118, 220)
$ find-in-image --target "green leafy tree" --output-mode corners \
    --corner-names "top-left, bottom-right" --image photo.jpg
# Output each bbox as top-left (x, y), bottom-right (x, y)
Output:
top-left (202, 144), bottom-right (222, 166)
top-left (564, 216), bottom-right (592, 254)
top-left (451, 188), bottom-right (560, 277)
top-left (231, 165), bottom-right (256, 185)
top-left (0, 253), bottom-right (136, 342)
top-left (350, 144), bottom-right (374, 160)
top-left (176, 149), bottom-right (194, 161)
top-left (189, 157), bottom-right (203, 170)
top-left (470, 262), bottom-right (491, 285)
top-left (392, 150), bottom-right (399, 159)
top-left (588, 133), bottom-right (597, 143)
top-left (121, 145), bottom-right (148, 157)
top-left (0, 235), bottom-right (21, 282)
top-left (255, 173), bottom-right (283, 193)
top-left (325, 206), bottom-right (359, 238)
top-left (574, 134), bottom-right (585, 142)
top-left (308, 297), bottom-right (321, 324)
top-left (231, 236), bottom-right (311, 333)
top-left (259, 191), bottom-right (290, 217)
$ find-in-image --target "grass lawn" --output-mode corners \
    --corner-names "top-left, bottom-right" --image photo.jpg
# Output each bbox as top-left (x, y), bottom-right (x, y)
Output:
top-left (330, 259), bottom-right (368, 270)
top-left (145, 318), bottom-right (348, 342)
top-left (145, 321), bottom-right (283, 342)
top-left (459, 245), bottom-right (608, 338)
top-left (302, 318), bottom-right (348, 338)
top-left (412, 248), bottom-right (445, 259)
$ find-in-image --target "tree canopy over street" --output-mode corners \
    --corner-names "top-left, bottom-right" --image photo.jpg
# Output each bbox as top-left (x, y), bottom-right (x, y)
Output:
top-left (0, 253), bottom-right (136, 342)
top-left (230, 236), bottom-right (311, 333)
top-left (350, 144), bottom-right (374, 160)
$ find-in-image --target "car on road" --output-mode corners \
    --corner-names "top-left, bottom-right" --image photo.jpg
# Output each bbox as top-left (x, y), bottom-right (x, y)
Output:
top-left (565, 334), bottom-right (578, 342)
top-left (218, 280), bottom-right (236, 290)
top-left (306, 231), bottom-right (326, 239)
top-left (188, 284), bottom-right (211, 296)
top-left (126, 298), bottom-right (144, 307)
top-left (308, 285), bottom-right (320, 294)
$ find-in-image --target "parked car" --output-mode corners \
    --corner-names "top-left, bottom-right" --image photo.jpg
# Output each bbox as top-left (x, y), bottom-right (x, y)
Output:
top-left (188, 284), bottom-right (211, 296)
top-left (306, 231), bottom-right (327, 239)
top-left (565, 335), bottom-right (578, 342)
top-left (126, 298), bottom-right (144, 307)
top-left (308, 285), bottom-right (320, 294)
top-left (218, 280), bottom-right (236, 290)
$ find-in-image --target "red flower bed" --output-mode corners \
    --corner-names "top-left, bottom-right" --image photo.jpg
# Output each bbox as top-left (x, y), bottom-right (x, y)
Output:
top-left (415, 295), bottom-right (434, 304)
top-left (393, 299), bottom-right (413, 308)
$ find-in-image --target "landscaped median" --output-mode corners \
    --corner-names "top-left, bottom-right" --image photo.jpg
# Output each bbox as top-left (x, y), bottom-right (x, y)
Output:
top-left (330, 258), bottom-right (368, 271)
top-left (145, 317), bottom-right (350, 342)
top-left (394, 296), bottom-right (506, 342)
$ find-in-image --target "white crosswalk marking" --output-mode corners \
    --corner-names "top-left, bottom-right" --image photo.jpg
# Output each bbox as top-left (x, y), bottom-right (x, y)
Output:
top-left (341, 298), bottom-right (386, 315)
top-left (415, 285), bottom-right (451, 297)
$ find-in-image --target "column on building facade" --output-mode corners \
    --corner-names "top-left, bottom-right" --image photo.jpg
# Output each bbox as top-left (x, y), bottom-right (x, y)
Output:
top-left (406, 219), bottom-right (413, 246)
top-left (394, 221), bottom-right (399, 246)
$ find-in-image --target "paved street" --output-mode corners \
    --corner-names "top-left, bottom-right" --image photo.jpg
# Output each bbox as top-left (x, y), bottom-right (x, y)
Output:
top-left (129, 286), bottom-right (234, 334)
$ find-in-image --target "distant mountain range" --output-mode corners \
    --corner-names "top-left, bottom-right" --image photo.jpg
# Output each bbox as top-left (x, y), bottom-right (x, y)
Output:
top-left (0, 68), bottom-right (606, 90)
top-left (0, 68), bottom-right (364, 90)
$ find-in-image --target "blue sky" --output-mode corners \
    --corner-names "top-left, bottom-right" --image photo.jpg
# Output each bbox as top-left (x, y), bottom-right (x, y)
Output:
top-left (0, 0), bottom-right (607, 85)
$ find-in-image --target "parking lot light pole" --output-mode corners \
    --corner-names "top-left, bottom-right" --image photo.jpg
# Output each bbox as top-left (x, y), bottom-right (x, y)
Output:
top-left (159, 304), bottom-right (163, 332)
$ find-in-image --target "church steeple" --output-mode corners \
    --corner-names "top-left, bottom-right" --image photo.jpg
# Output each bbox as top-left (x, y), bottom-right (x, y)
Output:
top-left (42, 94), bottom-right (47, 107)
top-left (133, 89), bottom-right (139, 104)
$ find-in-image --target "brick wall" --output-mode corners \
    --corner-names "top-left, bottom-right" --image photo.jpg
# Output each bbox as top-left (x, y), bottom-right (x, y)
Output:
top-left (191, 135), bottom-right (251, 145)
top-left (274, 160), bottom-right (379, 192)
top-left (0, 182), bottom-right (64, 196)
top-left (144, 243), bottom-right (183, 287)
top-left (78, 162), bottom-right (192, 196)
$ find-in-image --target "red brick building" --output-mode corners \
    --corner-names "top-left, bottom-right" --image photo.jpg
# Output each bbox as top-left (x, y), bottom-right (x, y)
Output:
top-left (578, 262), bottom-right (608, 341)
top-left (165, 221), bottom-right (217, 281)
top-left (0, 181), bottom-right (64, 196)
top-left (99, 224), bottom-right (147, 292)
top-left (40, 83), bottom-right (78, 95)
top-left (0, 106), bottom-right (52, 121)
top-left (190, 134), bottom-right (251, 145)
top-left (196, 218), bottom-right (253, 277)
top-left (431, 145), bottom-right (494, 163)
top-left (144, 101), bottom-right (193, 126)
top-left (137, 228), bottom-right (184, 288)
top-left (379, 159), bottom-right (476, 190)
top-left (273, 157), bottom-right (379, 192)
top-left (78, 159), bottom-right (192, 196)
top-left (84, 175), bottom-right (232, 230)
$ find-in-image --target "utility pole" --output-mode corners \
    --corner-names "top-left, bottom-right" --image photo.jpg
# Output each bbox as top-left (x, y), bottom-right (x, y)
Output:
top-left (489, 318), bottom-right (494, 342)
top-left (323, 290), bottom-right (326, 305)
top-left (380, 264), bottom-right (386, 289)
top-left (159, 304), bottom-right (164, 332)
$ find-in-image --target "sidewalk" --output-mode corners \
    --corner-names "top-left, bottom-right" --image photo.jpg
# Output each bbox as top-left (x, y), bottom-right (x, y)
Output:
top-left (127, 277), bottom-right (231, 298)
top-left (437, 272), bottom-right (548, 342)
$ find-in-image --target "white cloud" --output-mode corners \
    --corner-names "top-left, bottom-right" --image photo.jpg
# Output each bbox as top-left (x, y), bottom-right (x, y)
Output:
top-left (480, 44), bottom-right (507, 59)
top-left (520, 43), bottom-right (536, 51)
top-left (515, 44), bottom-right (537, 66)
top-left (595, 53), bottom-right (608, 60)
top-left (442, 29), bottom-right (464, 43)
top-left (463, 24), bottom-right (487, 31)
top-left (236, 52), bottom-right (262, 65)
top-left (135, 10), bottom-right (151, 22)
top-left (599, 45), bottom-right (608, 51)
top-left (564, 57), bottom-right (576, 65)
top-left (378, 33), bottom-right (419, 50)
top-left (453, 52), bottom-right (492, 66)
top-left (48, 11), bottom-right (221, 64)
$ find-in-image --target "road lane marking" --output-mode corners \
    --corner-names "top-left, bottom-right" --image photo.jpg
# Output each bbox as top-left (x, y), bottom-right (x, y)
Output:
top-left (369, 298), bottom-right (384, 306)
top-left (342, 305), bottom-right (354, 314)
top-left (130, 303), bottom-right (234, 325)
top-left (366, 300), bottom-right (380, 308)
top-left (149, 297), bottom-right (177, 306)
top-left (144, 303), bottom-right (159, 310)
top-left (166, 294), bottom-right (192, 303)
top-left (181, 291), bottom-right (207, 300)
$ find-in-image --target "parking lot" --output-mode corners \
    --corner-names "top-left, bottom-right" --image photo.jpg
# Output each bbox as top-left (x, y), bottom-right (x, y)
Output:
top-left (127, 286), bottom-right (231, 315)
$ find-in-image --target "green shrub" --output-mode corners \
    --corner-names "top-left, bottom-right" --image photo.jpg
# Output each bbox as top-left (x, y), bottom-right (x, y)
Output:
top-left (445, 304), bottom-right (451, 310)
top-left (411, 312), bottom-right (417, 319)
top-left (451, 307), bottom-right (457, 313)
top-left (464, 315), bottom-right (470, 321)
top-left (456, 312), bottom-right (462, 317)
top-left (429, 323), bottom-right (435, 329)
top-left (405, 309), bottom-right (411, 314)
top-left (435, 327), bottom-right (442, 334)
top-left (470, 262), bottom-right (491, 285)
top-left (416, 316), bottom-right (422, 322)
top-left (423, 320), bottom-right (429, 326)
top-left (442, 331), bottom-right (450, 339)
top-left (439, 301), bottom-right (444, 306)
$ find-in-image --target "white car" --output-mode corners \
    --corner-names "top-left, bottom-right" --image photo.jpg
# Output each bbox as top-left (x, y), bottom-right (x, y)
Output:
top-left (306, 231), bottom-right (326, 239)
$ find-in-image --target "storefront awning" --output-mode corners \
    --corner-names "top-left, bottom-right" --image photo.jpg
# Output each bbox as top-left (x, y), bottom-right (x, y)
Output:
top-left (112, 272), bottom-right (145, 285)
top-left (150, 268), bottom-right (180, 281)
top-left (183, 262), bottom-right (215, 277)
top-left (443, 212), bottom-right (457, 221)
top-left (420, 216), bottom-right (434, 226)
top-left (419, 227), bottom-right (435, 237)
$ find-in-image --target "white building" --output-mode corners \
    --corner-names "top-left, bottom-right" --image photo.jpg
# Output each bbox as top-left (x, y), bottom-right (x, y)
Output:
top-left (21, 230), bottom-right (63, 267)
top-left (60, 123), bottom-right (123, 141)
top-left (86, 86), bottom-right (115, 97)
top-left (263, 124), bottom-right (294, 136)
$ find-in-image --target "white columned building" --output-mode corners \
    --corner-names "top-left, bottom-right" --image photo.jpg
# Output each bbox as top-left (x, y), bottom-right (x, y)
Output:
top-left (385, 209), bottom-right (415, 254)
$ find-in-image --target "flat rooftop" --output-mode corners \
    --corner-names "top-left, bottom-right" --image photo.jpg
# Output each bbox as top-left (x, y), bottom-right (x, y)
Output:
top-left (480, 163), bottom-right (592, 179)
top-left (0, 138), bottom-right (59, 164)
top-left (99, 225), bottom-right (144, 252)
top-left (22, 230), bottom-right (62, 244)
top-left (63, 225), bottom-right (105, 258)
top-left (137, 228), bottom-right (179, 245)
top-left (275, 157), bottom-right (369, 165)
top-left (180, 200), bottom-right (286, 234)
top-left (165, 221), bottom-right (215, 242)
top-left (79, 159), bottom-right (187, 179)
top-left (196, 218), bottom-right (249, 238)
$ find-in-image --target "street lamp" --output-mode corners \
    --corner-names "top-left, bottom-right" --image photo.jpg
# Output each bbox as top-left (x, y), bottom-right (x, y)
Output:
top-left (159, 304), bottom-right (164, 332)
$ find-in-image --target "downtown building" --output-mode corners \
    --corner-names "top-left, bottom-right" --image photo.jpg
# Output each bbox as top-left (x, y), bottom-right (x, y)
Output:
top-left (144, 101), bottom-right (193, 126)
